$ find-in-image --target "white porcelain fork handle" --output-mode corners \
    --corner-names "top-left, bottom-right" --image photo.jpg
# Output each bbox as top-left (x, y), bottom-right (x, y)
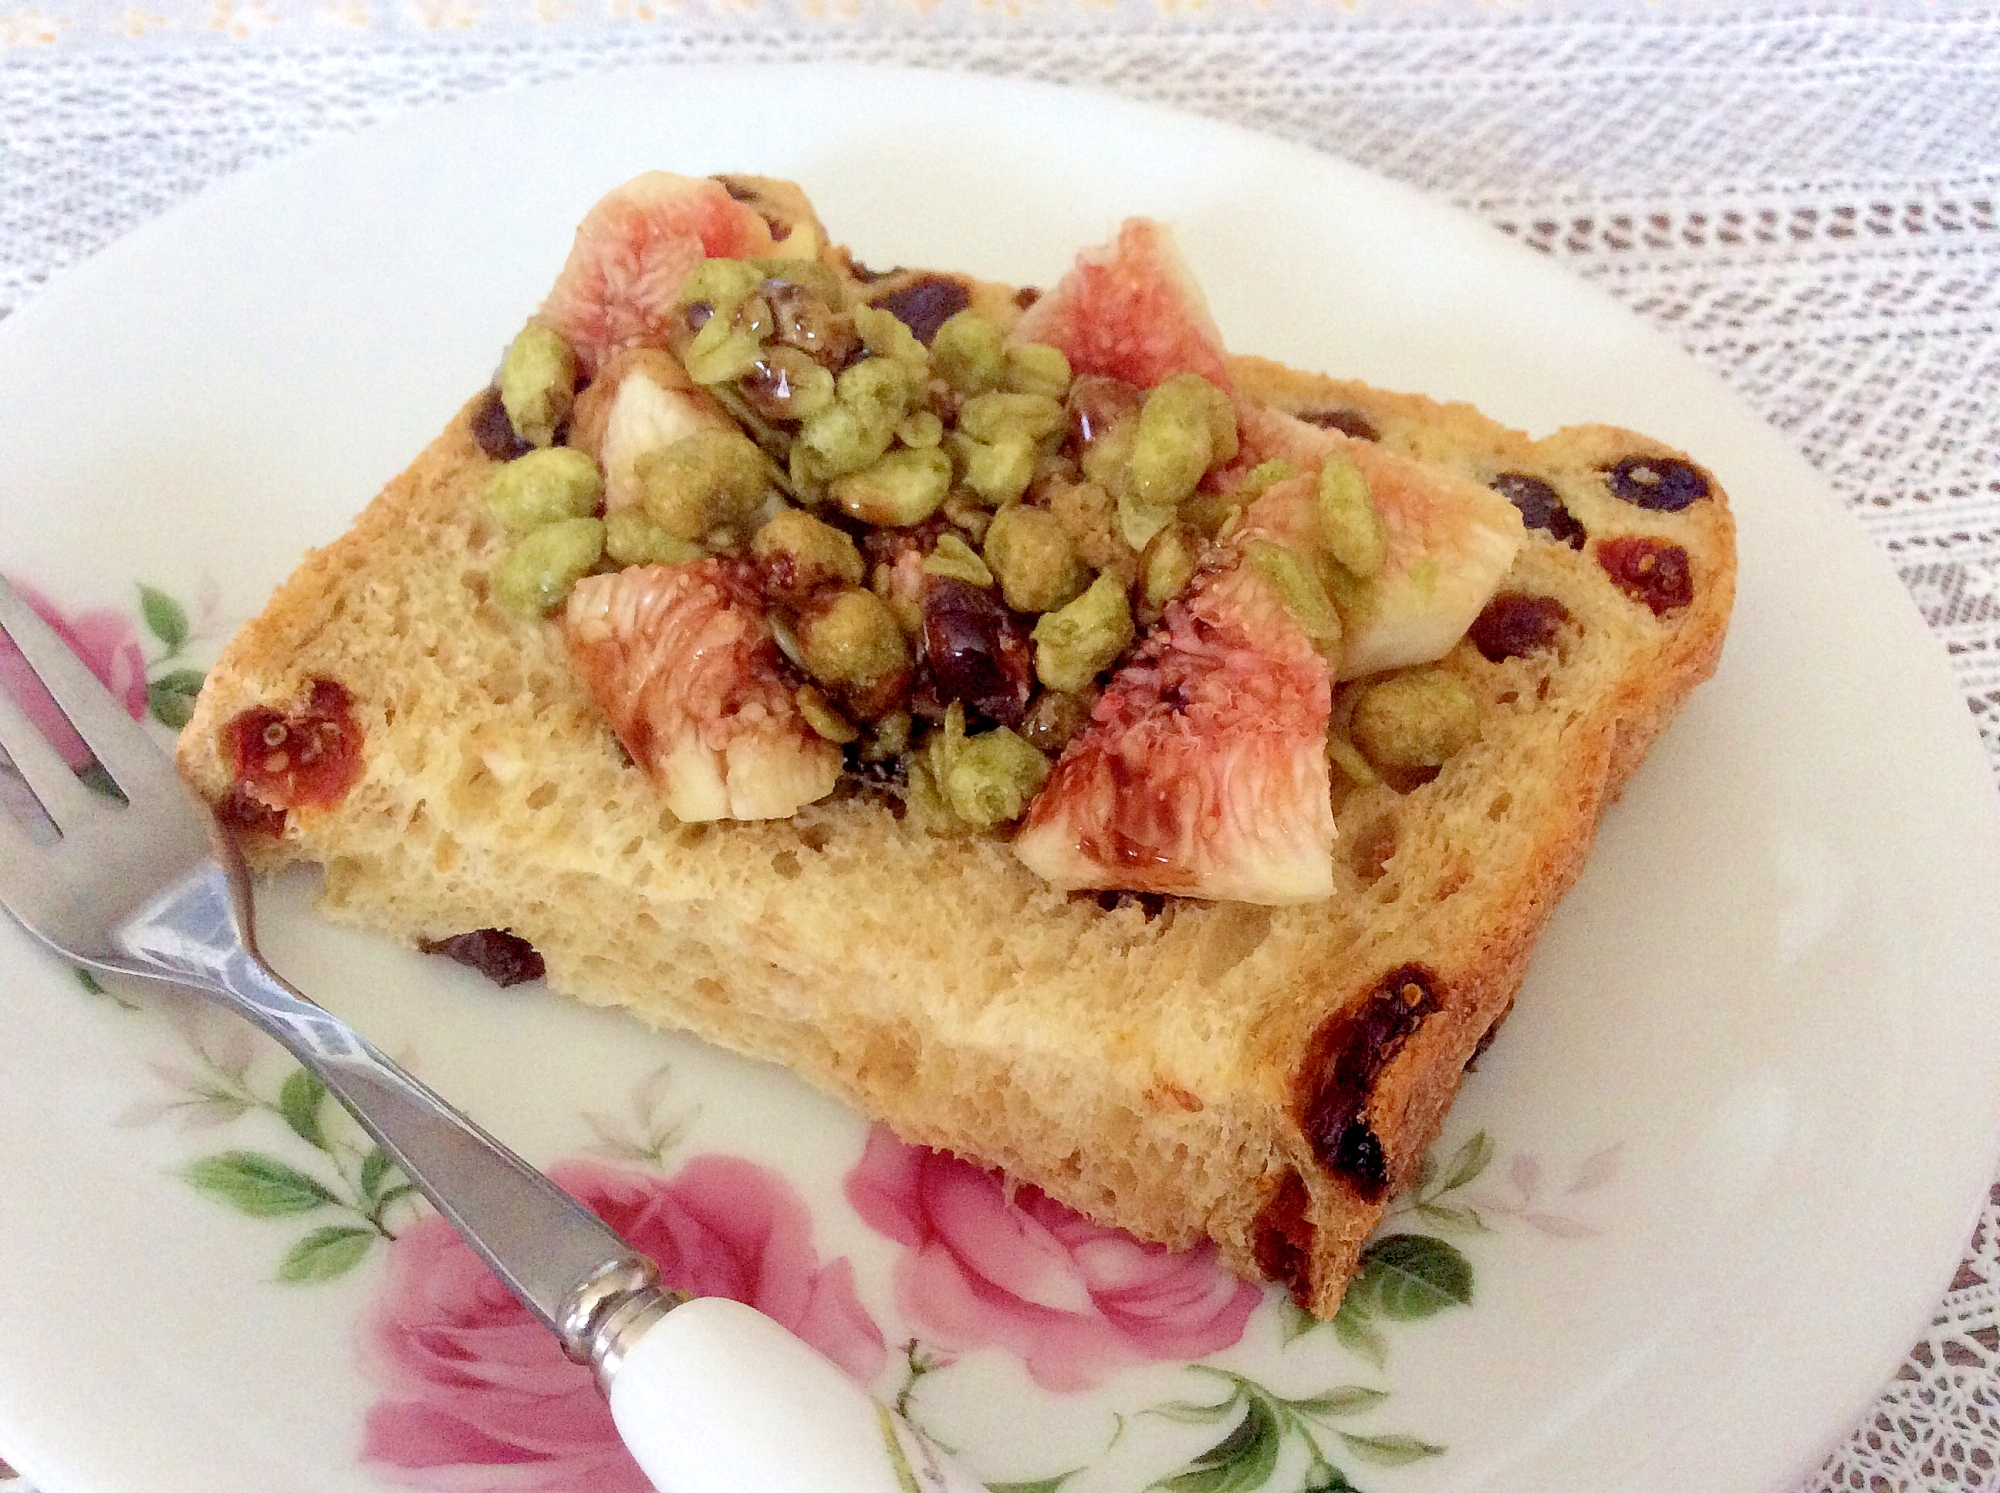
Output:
top-left (613, 1299), bottom-right (988, 1492)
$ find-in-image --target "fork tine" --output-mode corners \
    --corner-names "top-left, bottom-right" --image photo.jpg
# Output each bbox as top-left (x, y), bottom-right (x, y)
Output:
top-left (0, 576), bottom-right (175, 797)
top-left (0, 670), bottom-right (102, 831)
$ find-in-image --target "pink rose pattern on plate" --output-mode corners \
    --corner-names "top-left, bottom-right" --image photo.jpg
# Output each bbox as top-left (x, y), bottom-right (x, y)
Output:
top-left (0, 582), bottom-right (148, 767)
top-left (845, 1123), bottom-right (1262, 1393)
top-left (361, 1155), bottom-right (886, 1493)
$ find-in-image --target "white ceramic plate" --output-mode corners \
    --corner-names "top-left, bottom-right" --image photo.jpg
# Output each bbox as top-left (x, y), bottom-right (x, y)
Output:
top-left (2, 65), bottom-right (1997, 1493)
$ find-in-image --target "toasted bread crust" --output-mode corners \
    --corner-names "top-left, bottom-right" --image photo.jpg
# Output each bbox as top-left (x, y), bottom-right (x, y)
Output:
top-left (179, 338), bottom-right (1733, 1318)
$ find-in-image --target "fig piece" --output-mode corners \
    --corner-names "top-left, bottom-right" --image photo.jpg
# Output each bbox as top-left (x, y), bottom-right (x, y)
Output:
top-left (1013, 557), bottom-right (1335, 905)
top-left (541, 173), bottom-right (778, 376)
top-left (569, 348), bottom-right (733, 514)
top-left (1011, 218), bottom-right (1234, 394)
top-left (564, 561), bottom-right (840, 822)
top-left (1237, 407), bottom-right (1525, 680)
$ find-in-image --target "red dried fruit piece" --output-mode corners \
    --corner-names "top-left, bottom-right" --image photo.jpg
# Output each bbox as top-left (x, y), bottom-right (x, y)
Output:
top-left (1011, 218), bottom-right (1234, 393)
top-left (541, 173), bottom-right (778, 376)
top-left (1013, 555), bottom-right (1334, 904)
top-left (1597, 536), bottom-right (1694, 615)
top-left (224, 680), bottom-right (363, 817)
top-left (1300, 966), bottom-right (1439, 1200)
top-left (921, 576), bottom-right (1034, 727)
top-left (564, 560), bottom-right (840, 821)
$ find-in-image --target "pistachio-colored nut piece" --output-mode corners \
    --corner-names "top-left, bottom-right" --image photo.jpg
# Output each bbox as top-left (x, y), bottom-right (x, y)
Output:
top-left (752, 509), bottom-right (865, 594)
top-left (941, 488), bottom-right (994, 544)
top-left (800, 584), bottom-right (916, 712)
top-left (922, 533), bottom-right (995, 588)
top-left (678, 258), bottom-right (765, 318)
top-left (795, 685), bottom-right (859, 745)
top-left (1144, 372), bottom-right (1239, 466)
top-left (838, 357), bottom-right (919, 425)
top-left (605, 507), bottom-right (704, 568)
top-left (859, 708), bottom-right (912, 762)
top-left (797, 401), bottom-right (897, 482)
top-left (1316, 450), bottom-right (1386, 580)
top-left (482, 446), bottom-right (603, 535)
top-left (1319, 554), bottom-right (1376, 630)
top-left (1047, 478), bottom-right (1137, 579)
top-left (745, 345), bottom-right (836, 422)
top-left (1180, 491), bottom-right (1244, 541)
top-left (1019, 688), bottom-right (1094, 753)
top-left (1129, 378), bottom-right (1218, 529)
top-left (851, 305), bottom-right (930, 374)
top-left (1237, 458), bottom-right (1300, 500)
top-left (944, 727), bottom-right (1051, 830)
top-left (925, 699), bottom-right (969, 787)
top-left (1247, 540), bottom-right (1342, 661)
top-left (832, 446), bottom-right (952, 527)
top-left (498, 323), bottom-right (578, 449)
top-left (1139, 523), bottom-right (1201, 612)
top-left (636, 427), bottom-right (772, 541)
top-left (683, 314), bottom-right (765, 386)
top-left (733, 293), bottom-right (775, 342)
top-left (1002, 342), bottom-right (1072, 400)
top-left (897, 409), bottom-right (945, 449)
top-left (1078, 415), bottom-right (1138, 499)
top-left (493, 517), bottom-right (605, 618)
top-left (956, 431), bottom-right (1039, 507)
top-left (1033, 572), bottom-right (1135, 692)
top-left (1350, 668), bottom-right (1480, 773)
top-left (959, 391), bottom-right (1067, 446)
top-left (930, 311), bottom-right (1008, 396)
top-left (1117, 486), bottom-right (1182, 554)
top-left (984, 504), bottom-right (1088, 614)
top-left (1325, 732), bottom-right (1380, 787)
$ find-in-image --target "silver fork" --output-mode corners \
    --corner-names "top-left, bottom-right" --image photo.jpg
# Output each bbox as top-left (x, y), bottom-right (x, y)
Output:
top-left (0, 575), bottom-right (981, 1493)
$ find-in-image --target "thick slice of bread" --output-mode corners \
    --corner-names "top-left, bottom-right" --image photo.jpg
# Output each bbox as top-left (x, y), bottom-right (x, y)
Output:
top-left (176, 223), bottom-right (1733, 1317)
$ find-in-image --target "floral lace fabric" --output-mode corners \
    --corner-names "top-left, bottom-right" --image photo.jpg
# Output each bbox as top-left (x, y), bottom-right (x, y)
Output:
top-left (2, 9), bottom-right (1998, 1489)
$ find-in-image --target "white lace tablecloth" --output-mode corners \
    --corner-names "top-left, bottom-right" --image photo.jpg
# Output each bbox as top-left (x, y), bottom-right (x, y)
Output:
top-left (3, 6), bottom-right (1998, 1489)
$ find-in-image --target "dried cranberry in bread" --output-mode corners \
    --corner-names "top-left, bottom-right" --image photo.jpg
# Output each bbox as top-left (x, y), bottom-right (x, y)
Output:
top-left (176, 174), bottom-right (1734, 1316)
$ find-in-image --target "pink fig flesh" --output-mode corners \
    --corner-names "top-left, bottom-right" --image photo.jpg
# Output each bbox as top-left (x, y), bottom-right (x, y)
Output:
top-left (1013, 555), bottom-right (1335, 905)
top-left (1012, 218), bottom-right (1234, 394)
top-left (564, 560), bottom-right (839, 822)
top-left (541, 173), bottom-right (777, 376)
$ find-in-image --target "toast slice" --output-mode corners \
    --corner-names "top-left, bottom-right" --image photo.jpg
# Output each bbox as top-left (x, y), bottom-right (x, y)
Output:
top-left (176, 176), bottom-right (1734, 1315)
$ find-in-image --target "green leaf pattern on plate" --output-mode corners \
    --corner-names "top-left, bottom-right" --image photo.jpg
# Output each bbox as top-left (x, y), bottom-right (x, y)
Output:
top-left (130, 581), bottom-right (213, 728)
top-left (1145, 1369), bottom-right (1432, 1493)
top-left (111, 1004), bottom-right (419, 1282)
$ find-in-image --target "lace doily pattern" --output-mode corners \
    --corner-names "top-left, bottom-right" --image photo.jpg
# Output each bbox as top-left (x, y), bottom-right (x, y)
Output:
top-left (2, 13), bottom-right (1998, 1491)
